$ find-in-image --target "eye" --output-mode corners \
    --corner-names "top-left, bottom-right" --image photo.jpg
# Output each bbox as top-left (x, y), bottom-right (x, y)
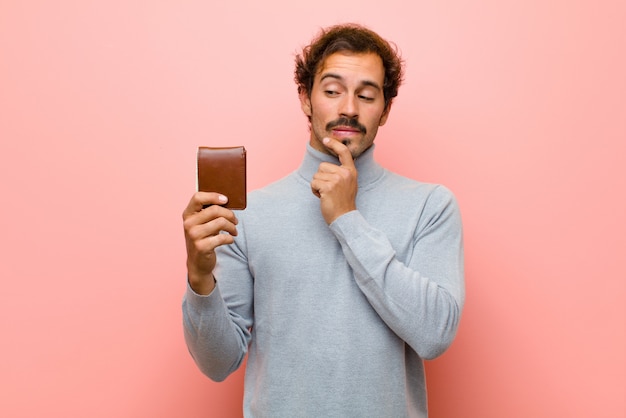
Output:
top-left (325, 90), bottom-right (340, 97)
top-left (358, 95), bottom-right (375, 102)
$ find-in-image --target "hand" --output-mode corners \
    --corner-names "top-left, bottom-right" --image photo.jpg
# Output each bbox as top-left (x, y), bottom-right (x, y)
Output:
top-left (311, 137), bottom-right (358, 224)
top-left (182, 192), bottom-right (239, 294)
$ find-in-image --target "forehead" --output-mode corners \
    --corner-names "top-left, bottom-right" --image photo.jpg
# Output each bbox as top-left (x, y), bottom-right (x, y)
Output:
top-left (316, 52), bottom-right (385, 86)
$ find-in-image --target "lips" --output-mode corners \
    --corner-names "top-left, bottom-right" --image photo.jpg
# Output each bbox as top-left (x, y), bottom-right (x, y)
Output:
top-left (330, 127), bottom-right (361, 142)
top-left (332, 126), bottom-right (361, 134)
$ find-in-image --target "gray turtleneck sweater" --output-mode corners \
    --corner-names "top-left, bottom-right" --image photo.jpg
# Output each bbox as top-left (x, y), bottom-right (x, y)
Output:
top-left (183, 144), bottom-right (464, 418)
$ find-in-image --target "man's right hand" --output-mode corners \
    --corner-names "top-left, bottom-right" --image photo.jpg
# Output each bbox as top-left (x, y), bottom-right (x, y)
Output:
top-left (182, 192), bottom-right (239, 295)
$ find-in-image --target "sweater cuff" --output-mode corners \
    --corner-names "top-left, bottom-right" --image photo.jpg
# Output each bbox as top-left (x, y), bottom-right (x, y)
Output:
top-left (184, 280), bottom-right (223, 313)
top-left (329, 210), bottom-right (366, 242)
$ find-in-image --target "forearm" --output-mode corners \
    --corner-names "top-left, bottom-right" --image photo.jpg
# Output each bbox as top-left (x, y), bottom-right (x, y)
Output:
top-left (182, 283), bottom-right (249, 381)
top-left (330, 209), bottom-right (464, 359)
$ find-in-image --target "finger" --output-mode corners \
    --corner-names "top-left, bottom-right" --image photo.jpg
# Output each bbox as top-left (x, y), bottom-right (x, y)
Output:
top-left (188, 215), bottom-right (238, 241)
top-left (191, 232), bottom-right (235, 260)
top-left (310, 171), bottom-right (335, 194)
top-left (183, 192), bottom-right (228, 218)
top-left (184, 206), bottom-right (239, 239)
top-left (322, 137), bottom-right (355, 168)
top-left (313, 167), bottom-right (338, 179)
top-left (200, 203), bottom-right (238, 226)
top-left (310, 179), bottom-right (322, 198)
top-left (201, 231), bottom-right (236, 250)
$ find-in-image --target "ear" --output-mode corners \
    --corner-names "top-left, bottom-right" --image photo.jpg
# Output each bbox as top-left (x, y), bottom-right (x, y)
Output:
top-left (299, 90), bottom-right (312, 118)
top-left (379, 102), bottom-right (392, 126)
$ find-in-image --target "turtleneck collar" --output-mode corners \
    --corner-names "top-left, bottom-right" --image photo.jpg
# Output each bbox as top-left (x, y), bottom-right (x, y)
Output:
top-left (296, 143), bottom-right (385, 188)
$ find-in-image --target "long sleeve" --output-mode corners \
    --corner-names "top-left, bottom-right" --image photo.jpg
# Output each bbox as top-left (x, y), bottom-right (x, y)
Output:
top-left (329, 185), bottom-right (464, 359)
top-left (182, 228), bottom-right (254, 382)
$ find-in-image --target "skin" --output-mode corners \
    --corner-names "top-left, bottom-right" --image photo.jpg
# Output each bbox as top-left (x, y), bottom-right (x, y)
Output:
top-left (183, 51), bottom-right (391, 294)
top-left (302, 52), bottom-right (391, 224)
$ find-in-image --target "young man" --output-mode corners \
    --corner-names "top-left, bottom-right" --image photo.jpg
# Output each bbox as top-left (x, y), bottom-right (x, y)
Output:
top-left (182, 23), bottom-right (464, 417)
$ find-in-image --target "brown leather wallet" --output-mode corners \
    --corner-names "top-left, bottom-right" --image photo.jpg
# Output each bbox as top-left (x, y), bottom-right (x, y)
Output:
top-left (197, 146), bottom-right (247, 209)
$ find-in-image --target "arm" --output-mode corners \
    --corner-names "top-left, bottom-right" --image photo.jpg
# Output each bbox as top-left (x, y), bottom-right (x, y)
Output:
top-left (311, 138), bottom-right (464, 359)
top-left (182, 278), bottom-right (252, 381)
top-left (330, 187), bottom-right (464, 359)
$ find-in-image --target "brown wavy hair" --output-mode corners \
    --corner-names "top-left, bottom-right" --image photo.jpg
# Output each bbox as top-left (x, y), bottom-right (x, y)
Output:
top-left (295, 23), bottom-right (404, 112)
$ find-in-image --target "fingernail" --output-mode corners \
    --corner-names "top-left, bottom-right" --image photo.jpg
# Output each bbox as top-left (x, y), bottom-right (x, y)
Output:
top-left (218, 195), bottom-right (227, 203)
top-left (323, 137), bottom-right (330, 144)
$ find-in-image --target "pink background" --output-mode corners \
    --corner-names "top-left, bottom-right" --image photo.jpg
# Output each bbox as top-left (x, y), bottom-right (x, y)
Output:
top-left (1, 1), bottom-right (624, 417)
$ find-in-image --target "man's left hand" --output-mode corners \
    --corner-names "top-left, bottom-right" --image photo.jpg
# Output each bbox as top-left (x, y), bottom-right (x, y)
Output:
top-left (311, 137), bottom-right (358, 224)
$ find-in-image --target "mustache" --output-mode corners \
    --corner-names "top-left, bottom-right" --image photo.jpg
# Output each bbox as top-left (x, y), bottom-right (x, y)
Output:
top-left (326, 117), bottom-right (367, 134)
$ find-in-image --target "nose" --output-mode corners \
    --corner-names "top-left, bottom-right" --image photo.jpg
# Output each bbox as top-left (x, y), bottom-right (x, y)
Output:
top-left (339, 95), bottom-right (358, 119)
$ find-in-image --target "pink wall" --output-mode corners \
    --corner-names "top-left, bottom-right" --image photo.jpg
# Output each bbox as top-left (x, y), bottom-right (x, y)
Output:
top-left (1, 1), bottom-right (624, 417)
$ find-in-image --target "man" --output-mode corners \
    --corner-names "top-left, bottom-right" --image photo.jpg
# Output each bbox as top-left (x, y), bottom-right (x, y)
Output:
top-left (182, 23), bottom-right (464, 417)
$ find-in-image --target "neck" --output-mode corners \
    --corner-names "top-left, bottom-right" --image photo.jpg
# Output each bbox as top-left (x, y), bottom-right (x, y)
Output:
top-left (297, 143), bottom-right (384, 187)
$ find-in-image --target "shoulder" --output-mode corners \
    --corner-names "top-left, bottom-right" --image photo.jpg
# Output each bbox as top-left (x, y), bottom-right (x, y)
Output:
top-left (380, 171), bottom-right (461, 221)
top-left (384, 170), bottom-right (456, 199)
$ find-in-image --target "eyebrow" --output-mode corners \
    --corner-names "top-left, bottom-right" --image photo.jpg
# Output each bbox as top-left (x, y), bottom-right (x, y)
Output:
top-left (319, 73), bottom-right (382, 91)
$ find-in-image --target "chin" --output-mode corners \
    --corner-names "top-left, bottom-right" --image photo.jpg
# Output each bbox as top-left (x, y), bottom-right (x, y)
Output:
top-left (351, 143), bottom-right (373, 159)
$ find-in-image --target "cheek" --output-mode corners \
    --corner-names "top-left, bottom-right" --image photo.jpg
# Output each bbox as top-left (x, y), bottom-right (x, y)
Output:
top-left (310, 112), bottom-right (331, 131)
top-left (370, 107), bottom-right (388, 126)
top-left (310, 96), bottom-right (335, 118)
